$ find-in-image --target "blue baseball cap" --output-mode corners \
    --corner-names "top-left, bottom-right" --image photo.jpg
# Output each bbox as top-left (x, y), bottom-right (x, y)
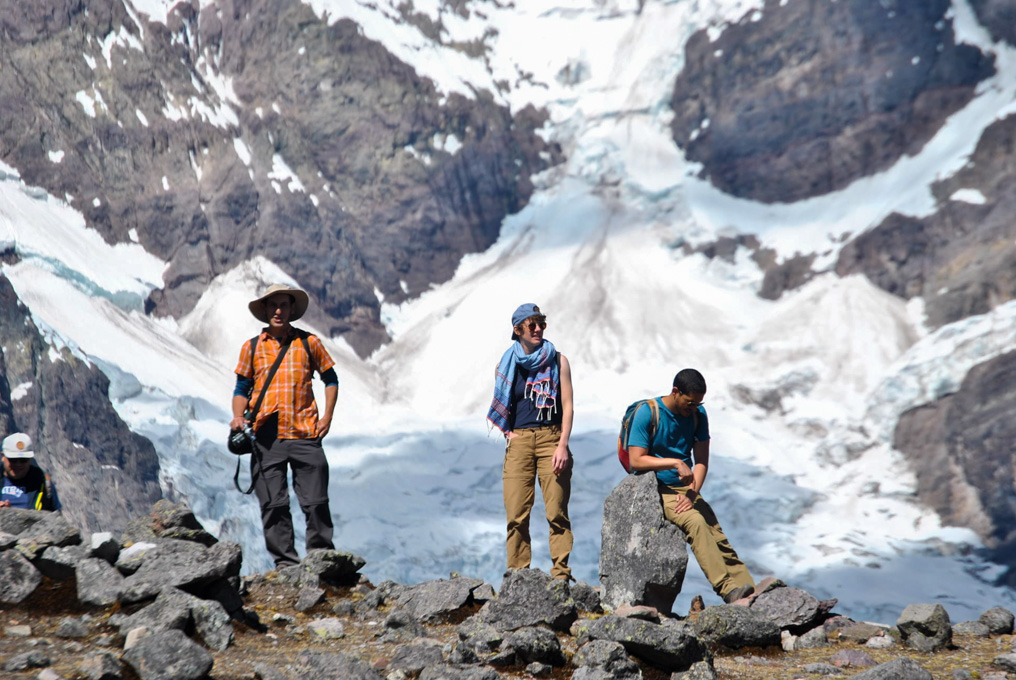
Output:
top-left (510, 303), bottom-right (545, 340)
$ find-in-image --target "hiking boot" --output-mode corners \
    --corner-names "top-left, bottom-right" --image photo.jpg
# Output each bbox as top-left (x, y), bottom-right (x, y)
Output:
top-left (722, 584), bottom-right (755, 604)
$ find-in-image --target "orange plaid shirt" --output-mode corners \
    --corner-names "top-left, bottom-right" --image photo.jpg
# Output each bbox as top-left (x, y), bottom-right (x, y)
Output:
top-left (235, 328), bottom-right (336, 439)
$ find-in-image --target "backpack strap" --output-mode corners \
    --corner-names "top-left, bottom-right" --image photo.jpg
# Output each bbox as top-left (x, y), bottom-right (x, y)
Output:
top-left (299, 332), bottom-right (316, 375)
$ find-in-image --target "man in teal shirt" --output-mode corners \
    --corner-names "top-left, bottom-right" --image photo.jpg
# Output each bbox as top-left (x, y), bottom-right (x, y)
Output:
top-left (627, 368), bottom-right (754, 603)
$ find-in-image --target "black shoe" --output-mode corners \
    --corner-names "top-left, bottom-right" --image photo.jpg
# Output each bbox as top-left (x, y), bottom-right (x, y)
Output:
top-left (723, 584), bottom-right (755, 603)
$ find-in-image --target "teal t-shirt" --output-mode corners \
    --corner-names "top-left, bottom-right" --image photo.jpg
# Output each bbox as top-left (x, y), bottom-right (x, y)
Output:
top-left (628, 397), bottom-right (709, 487)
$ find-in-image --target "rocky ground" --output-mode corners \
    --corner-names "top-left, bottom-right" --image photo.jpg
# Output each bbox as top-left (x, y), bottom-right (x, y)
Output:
top-left (4, 499), bottom-right (1016, 680)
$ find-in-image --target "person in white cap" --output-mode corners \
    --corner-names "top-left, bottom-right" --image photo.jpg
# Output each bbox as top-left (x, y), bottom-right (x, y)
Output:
top-left (230, 283), bottom-right (339, 568)
top-left (1, 433), bottom-right (61, 511)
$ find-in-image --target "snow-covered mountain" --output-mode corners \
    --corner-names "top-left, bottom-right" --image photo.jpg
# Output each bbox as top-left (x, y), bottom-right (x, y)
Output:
top-left (2, 0), bottom-right (1016, 624)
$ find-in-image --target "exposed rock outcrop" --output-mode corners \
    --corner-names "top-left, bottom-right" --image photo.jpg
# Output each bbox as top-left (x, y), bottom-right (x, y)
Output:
top-left (893, 350), bottom-right (1016, 577)
top-left (670, 0), bottom-right (994, 203)
top-left (599, 472), bottom-right (688, 614)
top-left (0, 0), bottom-right (560, 356)
top-left (837, 113), bottom-right (1016, 330)
top-left (0, 275), bottom-right (161, 536)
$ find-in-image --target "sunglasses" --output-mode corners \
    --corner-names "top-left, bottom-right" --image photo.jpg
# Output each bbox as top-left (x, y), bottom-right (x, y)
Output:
top-left (678, 392), bottom-right (704, 407)
top-left (523, 319), bottom-right (547, 332)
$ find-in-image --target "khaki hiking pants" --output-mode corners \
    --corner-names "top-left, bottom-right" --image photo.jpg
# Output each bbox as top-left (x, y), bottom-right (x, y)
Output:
top-left (659, 481), bottom-right (753, 600)
top-left (503, 425), bottom-right (573, 579)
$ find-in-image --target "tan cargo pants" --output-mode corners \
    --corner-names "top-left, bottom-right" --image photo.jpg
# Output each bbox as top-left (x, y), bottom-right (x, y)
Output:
top-left (659, 481), bottom-right (753, 600)
top-left (503, 425), bottom-right (573, 579)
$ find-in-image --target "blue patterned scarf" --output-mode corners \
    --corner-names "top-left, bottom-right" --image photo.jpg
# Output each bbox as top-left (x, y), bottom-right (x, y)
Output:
top-left (487, 340), bottom-right (559, 434)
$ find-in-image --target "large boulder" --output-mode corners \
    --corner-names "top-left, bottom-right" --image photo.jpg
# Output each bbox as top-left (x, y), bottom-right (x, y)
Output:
top-left (571, 640), bottom-right (642, 680)
top-left (599, 472), bottom-right (688, 613)
top-left (0, 549), bottom-right (42, 604)
top-left (576, 615), bottom-right (709, 673)
top-left (122, 629), bottom-right (213, 680)
top-left (692, 604), bottom-right (781, 649)
top-left (897, 604), bottom-right (952, 652)
top-left (749, 585), bottom-right (823, 630)
top-left (393, 576), bottom-right (487, 622)
top-left (478, 569), bottom-right (577, 632)
top-left (851, 657), bottom-right (932, 680)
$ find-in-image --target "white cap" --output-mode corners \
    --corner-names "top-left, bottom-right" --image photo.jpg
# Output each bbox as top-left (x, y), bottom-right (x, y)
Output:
top-left (2, 433), bottom-right (34, 459)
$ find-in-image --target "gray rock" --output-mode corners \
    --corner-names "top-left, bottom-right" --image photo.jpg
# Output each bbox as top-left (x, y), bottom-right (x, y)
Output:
top-left (119, 587), bottom-right (233, 651)
top-left (571, 581), bottom-right (603, 614)
top-left (124, 627), bottom-right (152, 651)
top-left (298, 548), bottom-right (366, 584)
top-left (252, 664), bottom-right (288, 680)
top-left (979, 606), bottom-right (1015, 635)
top-left (453, 616), bottom-right (504, 663)
top-left (865, 635), bottom-right (894, 649)
top-left (122, 629), bottom-right (213, 680)
top-left (0, 507), bottom-right (45, 537)
top-left (389, 644), bottom-right (445, 672)
top-left (292, 652), bottom-right (384, 679)
top-left (795, 625), bottom-right (829, 649)
top-left (37, 543), bottom-right (89, 580)
top-left (419, 665), bottom-right (501, 680)
top-left (478, 568), bottom-right (576, 632)
top-left (599, 473), bottom-right (688, 613)
top-left (691, 604), bottom-right (781, 649)
top-left (55, 616), bottom-right (90, 638)
top-left (836, 621), bottom-right (885, 643)
top-left (670, 660), bottom-right (718, 680)
top-left (992, 653), bottom-right (1016, 672)
top-left (116, 542), bottom-right (160, 574)
top-left (187, 593), bottom-right (235, 651)
top-left (897, 603), bottom-right (952, 652)
top-left (953, 620), bottom-right (991, 637)
top-left (471, 583), bottom-right (497, 603)
top-left (120, 593), bottom-right (191, 636)
top-left (951, 669), bottom-right (974, 680)
top-left (382, 609), bottom-right (426, 643)
top-left (120, 539), bottom-right (241, 593)
top-left (6, 624), bottom-right (32, 636)
top-left (89, 532), bottom-right (120, 563)
top-left (78, 650), bottom-right (123, 680)
top-left (0, 549), bottom-right (42, 603)
top-left (76, 557), bottom-right (125, 606)
top-left (748, 586), bottom-right (821, 630)
top-left (571, 639), bottom-right (641, 679)
top-left (829, 649), bottom-right (876, 668)
top-left (503, 626), bottom-right (565, 666)
top-left (295, 586), bottom-right (325, 612)
top-left (576, 614), bottom-right (709, 672)
top-left (0, 530), bottom-right (17, 550)
top-left (394, 576), bottom-right (486, 622)
top-left (851, 657), bottom-right (932, 680)
top-left (308, 617), bottom-right (346, 640)
top-left (14, 511), bottom-right (81, 558)
top-left (332, 600), bottom-right (355, 617)
top-left (3, 651), bottom-right (50, 671)
top-left (801, 663), bottom-right (843, 675)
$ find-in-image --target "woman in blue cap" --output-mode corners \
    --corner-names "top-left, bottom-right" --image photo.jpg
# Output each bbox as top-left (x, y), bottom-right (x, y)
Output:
top-left (487, 303), bottom-right (574, 580)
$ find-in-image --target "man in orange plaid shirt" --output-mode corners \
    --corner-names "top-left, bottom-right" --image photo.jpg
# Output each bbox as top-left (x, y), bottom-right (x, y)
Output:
top-left (231, 283), bottom-right (339, 568)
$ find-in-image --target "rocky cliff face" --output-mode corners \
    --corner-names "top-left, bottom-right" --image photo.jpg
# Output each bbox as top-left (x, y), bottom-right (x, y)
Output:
top-left (669, 0), bottom-right (994, 204)
top-left (0, 274), bottom-right (162, 534)
top-left (837, 113), bottom-right (1016, 330)
top-left (894, 351), bottom-right (1016, 583)
top-left (0, 0), bottom-right (559, 356)
top-left (971, 0), bottom-right (1016, 45)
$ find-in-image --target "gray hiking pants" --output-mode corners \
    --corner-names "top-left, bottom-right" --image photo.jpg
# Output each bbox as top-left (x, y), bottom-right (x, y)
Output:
top-left (251, 434), bottom-right (335, 568)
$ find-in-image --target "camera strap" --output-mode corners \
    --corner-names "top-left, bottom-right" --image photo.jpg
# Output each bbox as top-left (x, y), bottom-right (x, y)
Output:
top-left (234, 335), bottom-right (293, 494)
